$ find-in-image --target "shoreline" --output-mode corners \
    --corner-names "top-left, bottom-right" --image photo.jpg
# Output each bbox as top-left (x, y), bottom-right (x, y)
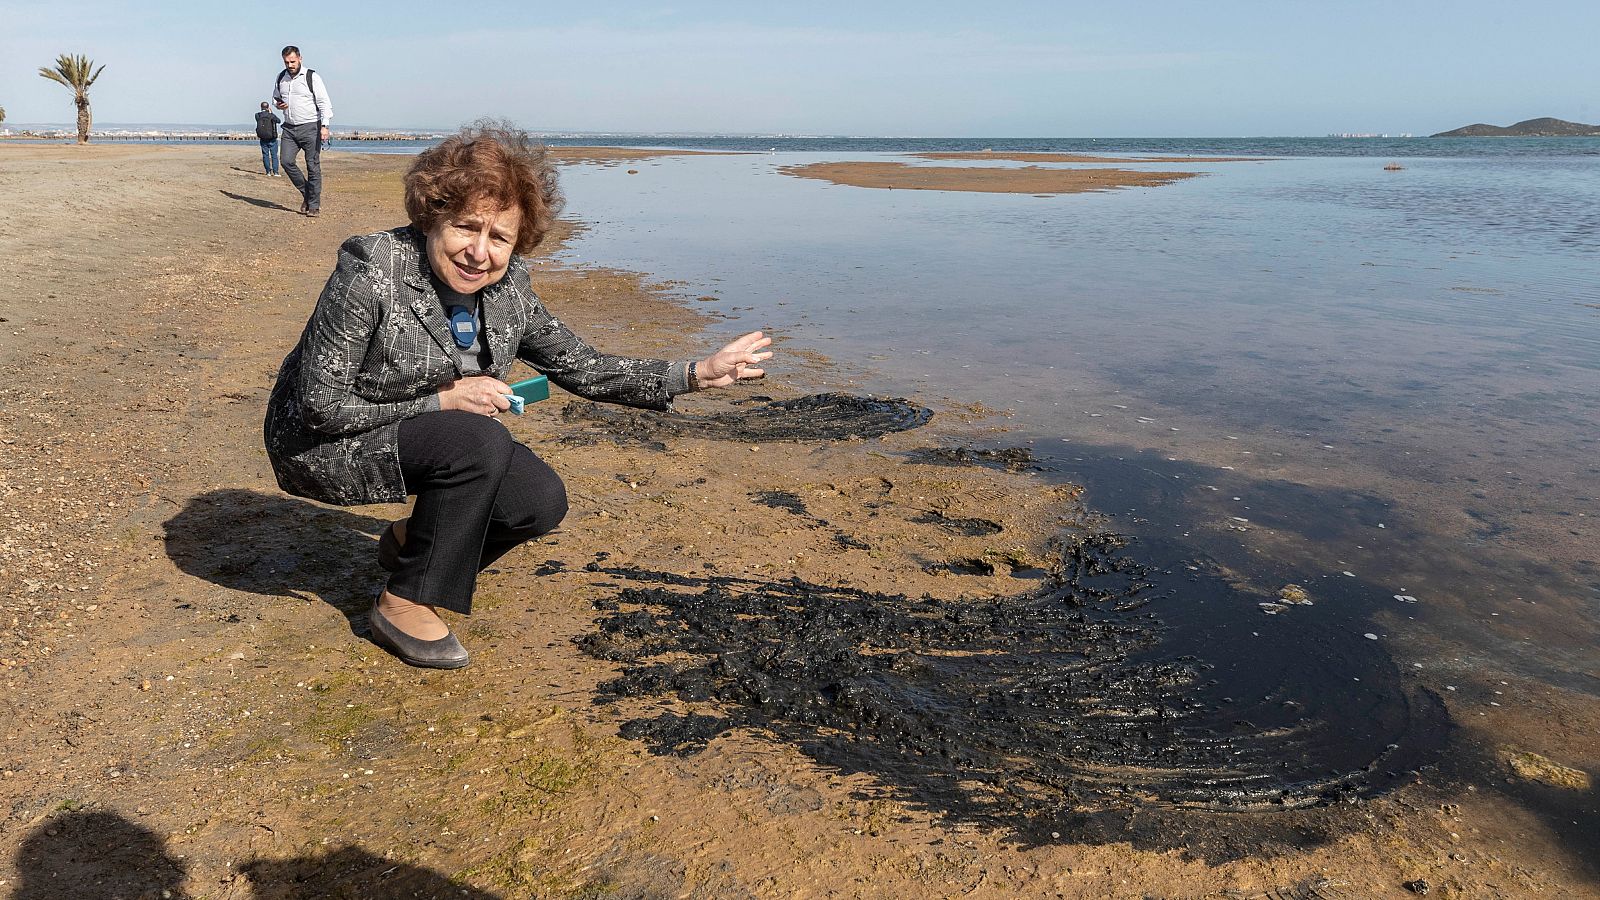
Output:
top-left (0, 144), bottom-right (1593, 897)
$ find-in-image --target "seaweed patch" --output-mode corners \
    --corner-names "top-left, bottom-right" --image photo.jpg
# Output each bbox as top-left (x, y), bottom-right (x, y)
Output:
top-left (906, 446), bottom-right (1042, 472)
top-left (910, 510), bottom-right (1004, 537)
top-left (923, 557), bottom-right (997, 576)
top-left (750, 490), bottom-right (812, 517)
top-left (561, 393), bottom-right (933, 446)
top-left (576, 531), bottom-right (1450, 858)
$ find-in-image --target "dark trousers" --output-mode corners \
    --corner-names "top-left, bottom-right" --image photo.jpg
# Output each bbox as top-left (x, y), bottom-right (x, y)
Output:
top-left (389, 410), bottom-right (568, 614)
top-left (279, 122), bottom-right (322, 210)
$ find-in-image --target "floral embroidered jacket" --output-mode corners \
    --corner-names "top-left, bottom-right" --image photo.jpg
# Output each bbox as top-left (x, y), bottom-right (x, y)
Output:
top-left (264, 227), bottom-right (690, 505)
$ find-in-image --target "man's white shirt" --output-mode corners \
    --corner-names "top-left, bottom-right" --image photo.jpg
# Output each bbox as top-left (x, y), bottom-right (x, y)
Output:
top-left (273, 69), bottom-right (333, 128)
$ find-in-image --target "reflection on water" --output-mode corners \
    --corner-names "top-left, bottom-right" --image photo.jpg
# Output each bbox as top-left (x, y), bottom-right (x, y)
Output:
top-left (555, 152), bottom-right (1600, 718)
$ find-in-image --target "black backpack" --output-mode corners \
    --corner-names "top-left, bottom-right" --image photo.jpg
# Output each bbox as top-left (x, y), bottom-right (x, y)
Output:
top-left (255, 110), bottom-right (279, 141)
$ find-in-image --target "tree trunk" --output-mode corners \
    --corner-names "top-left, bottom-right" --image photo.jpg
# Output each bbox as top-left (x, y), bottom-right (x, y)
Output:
top-left (76, 94), bottom-right (90, 144)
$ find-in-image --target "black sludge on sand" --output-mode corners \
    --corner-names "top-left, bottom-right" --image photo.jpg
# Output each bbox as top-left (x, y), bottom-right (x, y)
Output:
top-left (905, 445), bottom-right (1042, 472)
top-left (910, 509), bottom-right (1004, 536)
top-left (749, 490), bottom-right (810, 516)
top-left (577, 531), bottom-right (1451, 860)
top-left (560, 392), bottom-right (933, 445)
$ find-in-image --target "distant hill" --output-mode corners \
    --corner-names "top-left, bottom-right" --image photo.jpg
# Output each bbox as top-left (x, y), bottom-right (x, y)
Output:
top-left (1433, 117), bottom-right (1600, 137)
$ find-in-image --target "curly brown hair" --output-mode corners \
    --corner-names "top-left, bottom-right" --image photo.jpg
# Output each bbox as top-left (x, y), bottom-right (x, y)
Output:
top-left (403, 120), bottom-right (565, 255)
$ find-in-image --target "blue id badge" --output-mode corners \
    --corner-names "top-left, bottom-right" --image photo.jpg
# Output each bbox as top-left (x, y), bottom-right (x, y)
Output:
top-left (447, 305), bottom-right (477, 349)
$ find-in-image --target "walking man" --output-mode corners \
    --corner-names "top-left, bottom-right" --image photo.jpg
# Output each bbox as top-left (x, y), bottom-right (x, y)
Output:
top-left (272, 45), bottom-right (333, 217)
top-left (255, 101), bottom-right (281, 176)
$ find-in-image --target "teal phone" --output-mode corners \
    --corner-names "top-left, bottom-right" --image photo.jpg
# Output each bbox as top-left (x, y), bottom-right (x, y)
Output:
top-left (504, 375), bottom-right (549, 415)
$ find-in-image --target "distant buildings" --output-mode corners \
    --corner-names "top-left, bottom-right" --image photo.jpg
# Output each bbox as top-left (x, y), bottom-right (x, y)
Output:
top-left (0, 127), bottom-right (442, 141)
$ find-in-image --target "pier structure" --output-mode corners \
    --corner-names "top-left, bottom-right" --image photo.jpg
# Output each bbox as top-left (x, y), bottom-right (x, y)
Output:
top-left (0, 129), bottom-right (440, 142)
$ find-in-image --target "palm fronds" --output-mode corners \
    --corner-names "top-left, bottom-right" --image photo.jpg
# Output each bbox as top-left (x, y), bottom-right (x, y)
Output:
top-left (38, 54), bottom-right (105, 92)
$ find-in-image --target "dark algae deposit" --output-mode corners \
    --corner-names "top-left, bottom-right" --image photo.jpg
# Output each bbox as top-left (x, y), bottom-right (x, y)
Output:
top-left (554, 390), bottom-right (1457, 859)
top-left (561, 392), bottom-right (933, 445)
top-left (905, 445), bottom-right (1043, 472)
top-left (748, 489), bottom-right (810, 516)
top-left (578, 525), bottom-right (1451, 859)
top-left (910, 509), bottom-right (1005, 536)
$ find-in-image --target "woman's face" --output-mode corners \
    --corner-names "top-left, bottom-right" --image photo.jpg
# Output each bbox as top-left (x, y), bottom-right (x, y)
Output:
top-left (426, 202), bottom-right (523, 294)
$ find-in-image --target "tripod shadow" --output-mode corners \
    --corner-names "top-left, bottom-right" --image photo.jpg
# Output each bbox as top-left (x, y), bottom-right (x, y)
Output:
top-left (13, 811), bottom-right (186, 899)
top-left (240, 846), bottom-right (504, 899)
top-left (13, 809), bottom-right (502, 899)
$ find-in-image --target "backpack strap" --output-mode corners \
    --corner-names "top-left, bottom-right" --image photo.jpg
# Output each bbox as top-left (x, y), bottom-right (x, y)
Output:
top-left (276, 68), bottom-right (324, 126)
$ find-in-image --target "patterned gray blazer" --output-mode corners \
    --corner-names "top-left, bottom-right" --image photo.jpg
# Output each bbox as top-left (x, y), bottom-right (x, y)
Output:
top-left (264, 227), bottom-right (691, 506)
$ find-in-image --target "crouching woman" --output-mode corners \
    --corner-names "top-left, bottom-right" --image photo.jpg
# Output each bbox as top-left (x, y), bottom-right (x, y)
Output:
top-left (263, 122), bottom-right (770, 669)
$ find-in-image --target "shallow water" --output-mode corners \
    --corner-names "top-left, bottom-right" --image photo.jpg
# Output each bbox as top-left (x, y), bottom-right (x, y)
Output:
top-left (561, 152), bottom-right (1595, 615)
top-left (550, 148), bottom-right (1599, 842)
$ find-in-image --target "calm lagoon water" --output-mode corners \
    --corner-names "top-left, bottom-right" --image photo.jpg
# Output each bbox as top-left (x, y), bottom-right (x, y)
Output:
top-left (552, 147), bottom-right (1600, 702)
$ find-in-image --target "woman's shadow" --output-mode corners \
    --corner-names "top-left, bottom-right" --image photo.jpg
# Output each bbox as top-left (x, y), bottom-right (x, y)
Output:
top-left (163, 488), bottom-right (393, 637)
top-left (13, 809), bottom-right (503, 899)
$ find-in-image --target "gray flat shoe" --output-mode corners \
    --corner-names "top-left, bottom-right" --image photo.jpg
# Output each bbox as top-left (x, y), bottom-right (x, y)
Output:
top-left (377, 522), bottom-right (402, 572)
top-left (369, 601), bottom-right (469, 669)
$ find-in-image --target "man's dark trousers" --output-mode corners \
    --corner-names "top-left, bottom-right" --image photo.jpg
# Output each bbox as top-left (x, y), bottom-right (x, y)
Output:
top-left (280, 121), bottom-right (322, 212)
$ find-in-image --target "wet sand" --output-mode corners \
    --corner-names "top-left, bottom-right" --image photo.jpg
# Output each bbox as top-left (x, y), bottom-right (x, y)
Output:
top-left (0, 144), bottom-right (1595, 898)
top-left (780, 160), bottom-right (1200, 194)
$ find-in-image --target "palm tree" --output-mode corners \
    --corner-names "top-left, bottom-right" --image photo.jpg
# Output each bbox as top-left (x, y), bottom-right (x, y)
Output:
top-left (38, 54), bottom-right (105, 144)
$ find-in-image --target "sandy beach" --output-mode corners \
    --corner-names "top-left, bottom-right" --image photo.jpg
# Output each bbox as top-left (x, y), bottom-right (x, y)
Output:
top-left (778, 151), bottom-right (1270, 195)
top-left (1, 144), bottom-right (1595, 898)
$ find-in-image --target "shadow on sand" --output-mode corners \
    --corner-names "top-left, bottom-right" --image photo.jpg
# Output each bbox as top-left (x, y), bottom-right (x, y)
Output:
top-left (219, 189), bottom-right (297, 213)
top-left (13, 809), bottom-right (502, 899)
top-left (162, 488), bottom-right (391, 636)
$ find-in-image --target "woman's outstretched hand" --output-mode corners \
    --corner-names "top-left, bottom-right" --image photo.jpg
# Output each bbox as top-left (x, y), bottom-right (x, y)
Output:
top-left (697, 331), bottom-right (773, 389)
top-left (438, 375), bottom-right (512, 416)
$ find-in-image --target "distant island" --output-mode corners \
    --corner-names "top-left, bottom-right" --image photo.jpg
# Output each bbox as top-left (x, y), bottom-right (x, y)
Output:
top-left (1432, 117), bottom-right (1600, 137)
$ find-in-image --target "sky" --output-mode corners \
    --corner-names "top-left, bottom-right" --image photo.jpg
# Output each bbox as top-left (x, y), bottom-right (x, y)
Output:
top-left (2, 1), bottom-right (1597, 136)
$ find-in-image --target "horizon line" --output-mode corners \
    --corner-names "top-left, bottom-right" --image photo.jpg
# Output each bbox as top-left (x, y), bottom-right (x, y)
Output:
top-left (0, 123), bottom-right (1450, 140)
